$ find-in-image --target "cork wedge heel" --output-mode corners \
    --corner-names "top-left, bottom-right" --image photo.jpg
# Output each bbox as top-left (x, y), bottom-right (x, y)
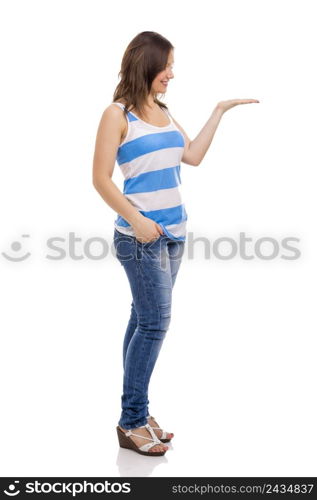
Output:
top-left (116, 423), bottom-right (167, 456)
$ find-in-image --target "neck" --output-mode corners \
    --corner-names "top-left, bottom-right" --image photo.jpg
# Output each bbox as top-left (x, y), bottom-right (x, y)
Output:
top-left (145, 93), bottom-right (156, 109)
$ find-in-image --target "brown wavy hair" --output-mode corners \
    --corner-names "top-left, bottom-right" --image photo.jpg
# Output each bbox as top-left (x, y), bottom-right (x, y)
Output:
top-left (112, 31), bottom-right (174, 119)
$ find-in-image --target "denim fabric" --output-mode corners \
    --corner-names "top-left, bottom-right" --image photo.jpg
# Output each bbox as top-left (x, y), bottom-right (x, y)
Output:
top-left (113, 227), bottom-right (185, 430)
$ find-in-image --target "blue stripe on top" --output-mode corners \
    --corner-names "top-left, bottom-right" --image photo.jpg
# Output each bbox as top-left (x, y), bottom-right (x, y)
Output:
top-left (116, 204), bottom-right (187, 228)
top-left (123, 165), bottom-right (181, 194)
top-left (117, 130), bottom-right (184, 165)
top-left (126, 112), bottom-right (138, 122)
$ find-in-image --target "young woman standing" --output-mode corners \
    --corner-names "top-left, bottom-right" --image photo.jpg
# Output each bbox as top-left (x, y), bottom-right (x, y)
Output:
top-left (92, 31), bottom-right (259, 456)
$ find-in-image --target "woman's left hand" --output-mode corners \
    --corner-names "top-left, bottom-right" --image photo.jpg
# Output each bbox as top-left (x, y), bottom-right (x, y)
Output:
top-left (217, 99), bottom-right (260, 113)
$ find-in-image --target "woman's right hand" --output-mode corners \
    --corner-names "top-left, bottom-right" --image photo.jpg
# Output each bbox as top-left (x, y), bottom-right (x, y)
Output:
top-left (132, 215), bottom-right (164, 243)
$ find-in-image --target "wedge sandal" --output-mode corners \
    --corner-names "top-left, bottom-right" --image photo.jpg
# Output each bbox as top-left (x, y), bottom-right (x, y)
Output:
top-left (147, 415), bottom-right (174, 443)
top-left (116, 423), bottom-right (167, 456)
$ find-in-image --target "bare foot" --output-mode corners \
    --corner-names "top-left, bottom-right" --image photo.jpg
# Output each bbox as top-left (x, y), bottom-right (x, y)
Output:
top-left (147, 416), bottom-right (174, 440)
top-left (119, 424), bottom-right (168, 452)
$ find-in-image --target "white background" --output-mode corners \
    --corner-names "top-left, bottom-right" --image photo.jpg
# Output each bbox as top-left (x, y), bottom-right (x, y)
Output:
top-left (1, 0), bottom-right (316, 477)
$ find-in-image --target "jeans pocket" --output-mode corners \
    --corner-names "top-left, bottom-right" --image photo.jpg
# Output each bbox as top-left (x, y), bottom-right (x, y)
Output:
top-left (136, 234), bottom-right (164, 246)
top-left (114, 233), bottom-right (137, 263)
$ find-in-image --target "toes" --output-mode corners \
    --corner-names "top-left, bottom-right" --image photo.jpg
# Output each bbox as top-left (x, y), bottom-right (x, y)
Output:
top-left (152, 444), bottom-right (167, 452)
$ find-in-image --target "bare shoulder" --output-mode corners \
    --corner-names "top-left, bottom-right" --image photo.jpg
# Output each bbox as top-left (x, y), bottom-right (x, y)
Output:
top-left (98, 102), bottom-right (127, 141)
top-left (103, 102), bottom-right (126, 120)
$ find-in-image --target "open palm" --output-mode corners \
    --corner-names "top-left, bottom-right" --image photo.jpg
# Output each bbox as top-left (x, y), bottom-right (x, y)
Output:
top-left (217, 98), bottom-right (260, 113)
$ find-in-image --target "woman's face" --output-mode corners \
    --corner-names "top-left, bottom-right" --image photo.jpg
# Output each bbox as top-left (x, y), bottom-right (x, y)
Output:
top-left (151, 50), bottom-right (174, 94)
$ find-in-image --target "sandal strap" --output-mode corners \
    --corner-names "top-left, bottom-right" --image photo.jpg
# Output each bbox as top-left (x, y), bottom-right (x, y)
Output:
top-left (125, 423), bottom-right (161, 445)
top-left (139, 441), bottom-right (161, 452)
top-left (151, 427), bottom-right (167, 439)
top-left (147, 416), bottom-right (168, 439)
top-left (145, 423), bottom-right (161, 442)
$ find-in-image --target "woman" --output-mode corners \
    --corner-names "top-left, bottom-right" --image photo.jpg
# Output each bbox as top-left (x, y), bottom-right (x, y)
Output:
top-left (92, 31), bottom-right (259, 457)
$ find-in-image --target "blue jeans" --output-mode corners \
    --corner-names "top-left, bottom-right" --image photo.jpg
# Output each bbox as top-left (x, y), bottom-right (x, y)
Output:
top-left (113, 228), bottom-right (185, 430)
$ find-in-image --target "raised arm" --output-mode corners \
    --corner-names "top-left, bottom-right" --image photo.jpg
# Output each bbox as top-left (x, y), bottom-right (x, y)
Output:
top-left (170, 98), bottom-right (259, 167)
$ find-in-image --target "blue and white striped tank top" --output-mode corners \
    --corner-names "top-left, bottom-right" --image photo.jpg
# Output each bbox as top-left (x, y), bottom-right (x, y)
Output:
top-left (112, 101), bottom-right (188, 241)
